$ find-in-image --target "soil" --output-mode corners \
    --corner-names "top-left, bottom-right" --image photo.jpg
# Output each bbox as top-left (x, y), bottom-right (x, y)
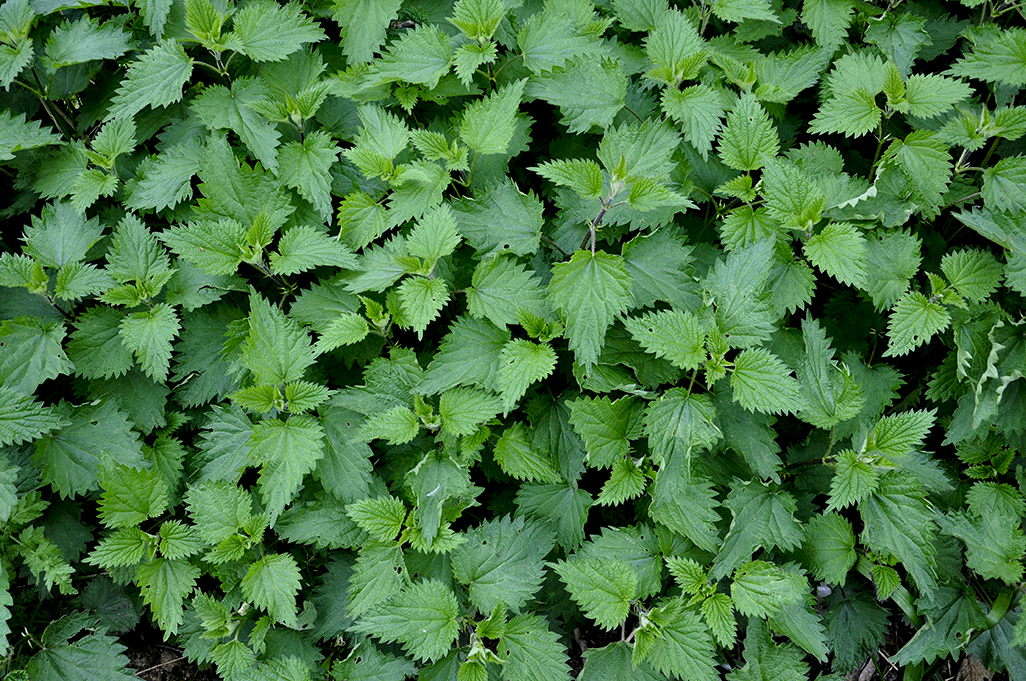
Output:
top-left (119, 623), bottom-right (220, 681)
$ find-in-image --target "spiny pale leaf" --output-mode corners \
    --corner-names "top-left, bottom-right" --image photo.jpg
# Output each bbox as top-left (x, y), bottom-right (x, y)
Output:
top-left (66, 305), bottom-right (135, 380)
top-left (420, 316), bottom-right (509, 395)
top-left (315, 313), bottom-right (370, 353)
top-left (641, 603), bottom-right (718, 681)
top-left (106, 40), bottom-right (193, 120)
top-left (0, 110), bottom-right (61, 162)
top-left (373, 24), bottom-right (451, 89)
top-left (860, 473), bottom-right (938, 595)
top-left (517, 10), bottom-right (602, 74)
top-left (643, 9), bottom-right (705, 86)
top-left (808, 88), bottom-right (880, 137)
top-left (0, 316), bottom-right (73, 394)
top-left (548, 250), bottom-right (633, 369)
top-left (531, 158), bottom-right (604, 199)
top-left (160, 219), bottom-right (246, 276)
top-left (982, 157), bottom-right (1026, 214)
top-left (712, 0), bottom-right (778, 23)
top-left (937, 511), bottom-right (1026, 584)
top-left (868, 409), bottom-right (935, 458)
top-left (568, 395), bottom-right (633, 469)
top-left (515, 483), bottom-right (592, 550)
top-left (711, 481), bottom-right (804, 579)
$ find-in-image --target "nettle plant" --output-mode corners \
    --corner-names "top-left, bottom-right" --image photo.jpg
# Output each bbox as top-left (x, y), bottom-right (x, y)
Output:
top-left (0, 0), bottom-right (1025, 678)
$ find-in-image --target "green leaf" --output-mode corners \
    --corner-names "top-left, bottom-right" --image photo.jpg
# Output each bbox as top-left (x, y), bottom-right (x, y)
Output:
top-left (712, 0), bottom-right (778, 23)
top-left (498, 340), bottom-right (557, 413)
top-left (548, 250), bottom-right (633, 369)
top-left (270, 225), bottom-right (357, 276)
top-left (761, 159), bottom-right (825, 231)
top-left (532, 158), bottom-right (604, 199)
top-left (937, 511), bottom-right (1025, 584)
top-left (97, 458), bottom-right (168, 529)
top-left (641, 602), bottom-right (718, 681)
top-left (864, 13), bottom-right (929, 76)
top-left (452, 179), bottom-right (543, 257)
top-left (228, 0), bottom-right (325, 62)
top-left (0, 109), bottom-right (61, 162)
top-left (884, 291), bottom-right (951, 357)
top-left (643, 9), bottom-right (706, 86)
top-left (346, 543), bottom-right (407, 617)
top-left (160, 219), bottom-right (247, 276)
top-left (553, 557), bottom-right (637, 631)
top-left (597, 457), bottom-right (647, 506)
top-left (517, 8), bottom-right (602, 74)
top-left (0, 385), bottom-right (66, 447)
top-left (23, 201), bottom-right (104, 268)
top-left (397, 276), bottom-right (449, 339)
top-left (33, 401), bottom-right (145, 498)
top-left (525, 58), bottom-right (627, 133)
top-left (862, 229), bottom-right (922, 309)
top-left (331, 0), bottom-right (400, 63)
top-left (623, 309), bottom-right (706, 371)
top-left (466, 256), bottom-right (548, 329)
top-left (794, 317), bottom-right (865, 430)
top-left (905, 74), bottom-right (972, 119)
top-left (249, 414), bottom-right (324, 520)
top-left (568, 395), bottom-right (633, 469)
top-left (859, 472), bottom-right (938, 595)
top-left (809, 88), bottom-right (880, 137)
top-left (405, 204), bottom-right (463, 264)
top-left (711, 481), bottom-right (804, 579)
top-left (730, 348), bottom-right (803, 415)
top-left (67, 305), bottom-right (135, 380)
top-left (449, 0), bottom-right (505, 41)
top-left (346, 495), bottom-right (406, 543)
top-left (352, 580), bottom-right (460, 663)
top-left (359, 405), bottom-right (418, 444)
top-left (867, 409), bottom-right (935, 459)
top-left (240, 291), bottom-right (316, 384)
top-left (315, 313), bottom-right (370, 353)
top-left (827, 449), bottom-right (878, 511)
top-left (661, 84), bottom-right (725, 159)
top-left (242, 553), bottom-right (302, 627)
top-left (730, 560), bottom-right (805, 617)
top-left (644, 390), bottom-right (721, 471)
top-left (982, 157), bottom-right (1026, 214)
top-left (55, 262), bottom-right (115, 302)
top-left (498, 614), bottom-right (572, 681)
top-left (136, 557), bottom-right (199, 635)
top-left (492, 422), bottom-right (561, 483)
top-left (880, 131), bottom-right (952, 210)
top-left (452, 515), bottom-right (555, 614)
top-left (43, 16), bottom-right (131, 70)
top-left (0, 316), bottom-right (73, 394)
top-left (718, 93), bottom-right (779, 171)
top-left (620, 229), bottom-right (698, 311)
top-left (26, 614), bottom-right (137, 681)
top-left (106, 40), bottom-right (193, 120)
top-left (439, 386), bottom-right (502, 437)
top-left (373, 25), bottom-right (451, 89)
top-left (119, 303), bottom-right (180, 382)
top-left (191, 80), bottom-right (281, 173)
top-left (459, 78), bottom-right (527, 156)
top-left (950, 27), bottom-right (1026, 86)
top-left (515, 483), bottom-right (593, 550)
top-left (420, 316), bottom-right (509, 395)
top-left (277, 130), bottom-right (339, 220)
top-left (804, 512), bottom-right (857, 586)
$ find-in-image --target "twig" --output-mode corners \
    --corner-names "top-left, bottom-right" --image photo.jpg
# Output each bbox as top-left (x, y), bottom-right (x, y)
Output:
top-left (134, 655), bottom-right (187, 677)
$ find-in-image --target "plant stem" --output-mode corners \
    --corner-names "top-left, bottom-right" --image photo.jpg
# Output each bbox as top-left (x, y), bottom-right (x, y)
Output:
top-left (541, 235), bottom-right (569, 258)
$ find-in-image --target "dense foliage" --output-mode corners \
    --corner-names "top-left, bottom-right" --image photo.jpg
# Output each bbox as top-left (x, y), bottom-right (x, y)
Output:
top-left (1, 0), bottom-right (1026, 678)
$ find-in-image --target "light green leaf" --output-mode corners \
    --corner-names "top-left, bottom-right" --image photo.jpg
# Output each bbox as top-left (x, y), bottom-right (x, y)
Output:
top-left (352, 580), bottom-right (460, 663)
top-left (26, 614), bottom-right (138, 681)
top-left (937, 511), bottom-right (1025, 584)
top-left (459, 78), bottom-right (527, 155)
top-left (160, 219), bottom-right (247, 276)
top-left (66, 305), bottom-right (135, 380)
top-left (804, 222), bottom-right (867, 287)
top-left (868, 409), bottom-right (935, 459)
top-left (0, 385), bottom-right (67, 448)
top-left (499, 614), bottom-right (572, 681)
top-left (492, 422), bottom-right (561, 483)
top-left (43, 16), bottom-right (131, 70)
top-left (982, 157), bottom-right (1026, 214)
top-left (346, 495), bottom-right (406, 542)
top-left (803, 513), bottom-right (856, 585)
top-left (315, 313), bottom-right (370, 353)
top-left (106, 40), bottom-right (193, 120)
top-left (515, 483), bottom-right (593, 550)
top-left (277, 130), bottom-right (338, 220)
top-left (597, 457), bottom-right (647, 506)
top-left (439, 386), bottom-right (502, 437)
top-left (718, 93), bottom-right (779, 171)
top-left (228, 0), bottom-right (325, 62)
top-left (643, 9), bottom-right (705, 86)
top-left (517, 9), bottom-right (602, 74)
top-left (420, 316), bottom-right (509, 395)
top-left (136, 557), bottom-right (199, 635)
top-left (623, 309), bottom-right (706, 371)
top-left (0, 316), bottom-right (73, 394)
top-left (55, 262), bottom-right (114, 302)
top-left (905, 74), bottom-right (972, 119)
top-left (730, 348), bottom-right (803, 415)
top-left (531, 158), bottom-right (604, 199)
top-left (661, 84), bottom-right (725, 159)
top-left (950, 27), bottom-right (1026, 86)
top-left (119, 303), bottom-right (180, 382)
top-left (405, 204), bottom-right (463, 264)
top-left (466, 255), bottom-right (548, 329)
top-left (242, 553), bottom-right (302, 627)
top-left (270, 225), bottom-right (357, 276)
top-left (548, 250), bottom-right (633, 369)
top-left (553, 558), bottom-right (637, 631)
top-left (97, 458), bottom-right (168, 529)
top-left (359, 405), bottom-right (418, 444)
top-left (452, 179), bottom-right (543, 257)
top-left (0, 109), bottom-right (61, 162)
top-left (808, 88), bottom-right (880, 137)
top-left (641, 602), bottom-right (718, 681)
top-left (331, 0), bottom-right (400, 63)
top-left (525, 58), bottom-right (627, 133)
top-left (644, 390), bottom-right (721, 471)
top-left (712, 0), bottom-right (778, 23)
top-left (240, 291), bottom-right (316, 384)
top-left (249, 414), bottom-right (324, 520)
top-left (711, 481), bottom-right (804, 579)
top-left (731, 560), bottom-right (805, 618)
top-left (498, 339), bottom-right (557, 413)
top-left (884, 291), bottom-right (951, 357)
top-left (373, 24), bottom-right (451, 88)
top-left (397, 276), bottom-right (449, 339)
top-left (827, 449), bottom-right (878, 510)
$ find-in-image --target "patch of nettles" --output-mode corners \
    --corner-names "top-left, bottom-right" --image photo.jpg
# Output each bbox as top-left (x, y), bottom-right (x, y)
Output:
top-left (1, 0), bottom-right (1025, 678)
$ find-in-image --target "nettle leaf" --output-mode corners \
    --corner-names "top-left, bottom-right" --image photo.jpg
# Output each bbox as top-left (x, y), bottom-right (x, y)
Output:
top-left (525, 58), bottom-right (627, 133)
top-left (97, 457), bottom-right (168, 529)
top-left (351, 580), bottom-right (461, 663)
top-left (553, 557), bottom-right (638, 631)
top-left (242, 553), bottom-right (302, 627)
top-left (398, 276), bottom-right (449, 339)
top-left (499, 614), bottom-right (572, 681)
top-left (106, 40), bottom-right (193, 120)
top-left (730, 348), bottom-right (803, 415)
top-left (711, 481), bottom-right (804, 579)
top-left (332, 0), bottom-right (400, 63)
top-left (0, 316), bottom-right (73, 394)
top-left (374, 24), bottom-right (451, 88)
top-left (0, 385), bottom-right (68, 448)
top-left (493, 422), bottom-right (561, 483)
top-left (498, 339), bottom-right (557, 414)
top-left (644, 9), bottom-right (706, 86)
top-left (0, 110), bottom-right (62, 161)
top-left (136, 557), bottom-right (199, 635)
top-left (661, 84), bottom-right (725, 159)
top-left (950, 27), bottom-right (1026, 87)
top-left (548, 250), bottom-right (633, 369)
top-left (644, 390), bottom-right (721, 471)
top-left (884, 291), bottom-right (951, 357)
top-left (459, 78), bottom-right (527, 156)
top-left (249, 414), bottom-right (324, 520)
top-left (270, 225), bottom-right (357, 276)
top-left (119, 303), bottom-right (181, 383)
top-left (228, 0), bottom-right (325, 62)
top-left (804, 512), bottom-right (857, 586)
top-left (277, 130), bottom-right (339, 220)
top-left (730, 561), bottom-right (805, 618)
top-left (982, 157), bottom-right (1026, 214)
top-left (718, 93), bottom-right (779, 171)
top-left (568, 395), bottom-right (633, 469)
top-left (240, 292), bottom-right (316, 384)
top-left (623, 309), bottom-right (706, 371)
